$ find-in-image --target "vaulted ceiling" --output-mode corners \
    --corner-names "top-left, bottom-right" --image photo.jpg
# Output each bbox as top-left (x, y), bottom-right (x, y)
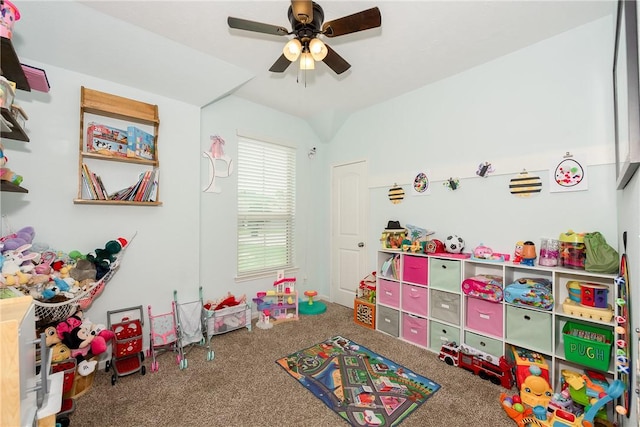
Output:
top-left (13, 1), bottom-right (616, 141)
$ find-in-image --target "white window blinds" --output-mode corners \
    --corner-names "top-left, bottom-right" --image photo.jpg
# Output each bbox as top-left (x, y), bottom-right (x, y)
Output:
top-left (237, 137), bottom-right (296, 277)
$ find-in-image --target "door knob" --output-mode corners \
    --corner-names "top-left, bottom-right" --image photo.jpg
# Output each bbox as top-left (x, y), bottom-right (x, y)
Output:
top-left (358, 242), bottom-right (365, 247)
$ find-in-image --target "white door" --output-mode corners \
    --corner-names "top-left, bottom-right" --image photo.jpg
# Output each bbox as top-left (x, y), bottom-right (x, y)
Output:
top-left (331, 160), bottom-right (368, 307)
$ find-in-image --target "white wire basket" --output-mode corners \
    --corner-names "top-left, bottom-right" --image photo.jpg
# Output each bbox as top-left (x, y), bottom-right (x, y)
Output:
top-left (33, 261), bottom-right (120, 323)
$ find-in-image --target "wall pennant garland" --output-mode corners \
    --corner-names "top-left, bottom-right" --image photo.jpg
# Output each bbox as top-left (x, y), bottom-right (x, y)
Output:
top-left (476, 161), bottom-right (495, 178)
top-left (203, 135), bottom-right (233, 193)
top-left (509, 170), bottom-right (541, 197)
top-left (443, 177), bottom-right (460, 191)
top-left (550, 152), bottom-right (588, 193)
top-left (411, 171), bottom-right (431, 196)
top-left (388, 184), bottom-right (405, 204)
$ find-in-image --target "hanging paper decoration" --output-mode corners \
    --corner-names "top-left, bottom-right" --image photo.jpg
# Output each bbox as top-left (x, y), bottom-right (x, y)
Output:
top-left (476, 161), bottom-right (495, 178)
top-left (550, 152), bottom-right (588, 193)
top-left (443, 177), bottom-right (460, 191)
top-left (509, 170), bottom-right (541, 197)
top-left (203, 135), bottom-right (233, 193)
top-left (388, 184), bottom-right (405, 204)
top-left (411, 171), bottom-right (431, 196)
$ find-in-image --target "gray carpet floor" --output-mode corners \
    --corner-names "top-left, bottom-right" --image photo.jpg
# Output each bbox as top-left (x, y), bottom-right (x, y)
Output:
top-left (68, 302), bottom-right (514, 426)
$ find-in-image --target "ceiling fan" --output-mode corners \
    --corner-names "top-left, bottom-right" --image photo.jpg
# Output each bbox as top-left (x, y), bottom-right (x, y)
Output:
top-left (227, 1), bottom-right (382, 75)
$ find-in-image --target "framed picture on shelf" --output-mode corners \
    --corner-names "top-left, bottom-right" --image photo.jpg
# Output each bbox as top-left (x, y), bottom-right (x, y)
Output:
top-left (613, 0), bottom-right (640, 190)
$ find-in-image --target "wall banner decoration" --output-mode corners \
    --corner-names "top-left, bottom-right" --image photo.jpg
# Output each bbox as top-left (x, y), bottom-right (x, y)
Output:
top-left (443, 177), bottom-right (460, 191)
top-left (549, 152), bottom-right (588, 193)
top-left (476, 161), bottom-right (495, 178)
top-left (388, 184), bottom-right (405, 204)
top-left (411, 171), bottom-right (431, 196)
top-left (509, 170), bottom-right (541, 197)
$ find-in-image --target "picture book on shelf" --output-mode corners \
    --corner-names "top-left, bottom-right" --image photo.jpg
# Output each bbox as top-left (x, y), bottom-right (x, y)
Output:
top-left (127, 126), bottom-right (155, 160)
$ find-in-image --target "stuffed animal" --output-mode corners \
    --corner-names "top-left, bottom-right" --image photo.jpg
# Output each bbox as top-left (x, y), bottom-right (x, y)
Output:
top-left (44, 324), bottom-right (62, 347)
top-left (1, 244), bottom-right (37, 275)
top-left (86, 238), bottom-right (127, 280)
top-left (56, 312), bottom-right (104, 361)
top-left (69, 259), bottom-right (96, 282)
top-left (0, 226), bottom-right (35, 253)
top-left (51, 342), bottom-right (72, 363)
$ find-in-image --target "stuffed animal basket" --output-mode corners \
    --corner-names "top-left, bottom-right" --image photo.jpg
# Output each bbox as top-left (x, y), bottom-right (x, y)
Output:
top-left (33, 248), bottom-right (125, 323)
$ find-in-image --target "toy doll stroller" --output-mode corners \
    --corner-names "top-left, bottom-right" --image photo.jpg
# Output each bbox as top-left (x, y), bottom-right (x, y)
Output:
top-left (173, 289), bottom-right (206, 369)
top-left (147, 303), bottom-right (179, 372)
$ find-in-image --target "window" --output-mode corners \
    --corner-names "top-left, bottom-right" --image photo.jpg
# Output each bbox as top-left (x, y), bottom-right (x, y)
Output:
top-left (237, 136), bottom-right (296, 278)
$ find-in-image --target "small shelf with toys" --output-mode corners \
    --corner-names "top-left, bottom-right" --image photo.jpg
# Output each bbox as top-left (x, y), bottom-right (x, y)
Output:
top-left (1, 35), bottom-right (32, 194)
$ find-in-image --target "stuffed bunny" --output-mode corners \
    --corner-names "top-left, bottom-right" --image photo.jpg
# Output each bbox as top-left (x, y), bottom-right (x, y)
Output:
top-left (2, 244), bottom-right (38, 275)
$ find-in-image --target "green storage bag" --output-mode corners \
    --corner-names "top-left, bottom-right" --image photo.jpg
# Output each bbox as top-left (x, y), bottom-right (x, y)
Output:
top-left (584, 232), bottom-right (619, 274)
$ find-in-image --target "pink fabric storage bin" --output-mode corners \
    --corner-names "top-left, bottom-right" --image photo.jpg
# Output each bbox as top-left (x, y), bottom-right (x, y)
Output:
top-left (465, 297), bottom-right (503, 338)
top-left (402, 255), bottom-right (428, 285)
top-left (401, 284), bottom-right (428, 317)
top-left (402, 313), bottom-right (428, 347)
top-left (378, 279), bottom-right (400, 308)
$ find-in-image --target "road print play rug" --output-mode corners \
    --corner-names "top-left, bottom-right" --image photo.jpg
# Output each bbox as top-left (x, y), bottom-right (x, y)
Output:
top-left (276, 336), bottom-right (441, 426)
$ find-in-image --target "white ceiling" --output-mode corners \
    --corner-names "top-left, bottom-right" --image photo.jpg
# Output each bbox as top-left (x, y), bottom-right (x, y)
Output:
top-left (12, 1), bottom-right (616, 140)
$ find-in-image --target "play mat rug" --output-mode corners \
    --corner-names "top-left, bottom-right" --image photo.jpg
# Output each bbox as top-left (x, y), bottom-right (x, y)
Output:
top-left (276, 336), bottom-right (441, 426)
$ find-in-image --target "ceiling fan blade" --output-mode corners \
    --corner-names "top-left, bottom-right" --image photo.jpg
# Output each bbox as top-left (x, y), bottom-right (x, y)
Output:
top-left (290, 0), bottom-right (313, 24)
top-left (269, 54), bottom-right (293, 73)
top-left (228, 17), bottom-right (289, 36)
top-left (322, 7), bottom-right (381, 37)
top-left (322, 44), bottom-right (351, 75)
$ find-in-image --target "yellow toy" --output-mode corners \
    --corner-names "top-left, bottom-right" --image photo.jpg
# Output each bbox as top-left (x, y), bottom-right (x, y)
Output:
top-left (520, 372), bottom-right (553, 408)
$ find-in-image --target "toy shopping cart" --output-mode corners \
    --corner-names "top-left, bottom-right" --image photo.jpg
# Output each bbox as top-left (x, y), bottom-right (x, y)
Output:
top-left (106, 305), bottom-right (146, 385)
top-left (173, 288), bottom-right (208, 369)
top-left (147, 303), bottom-right (180, 372)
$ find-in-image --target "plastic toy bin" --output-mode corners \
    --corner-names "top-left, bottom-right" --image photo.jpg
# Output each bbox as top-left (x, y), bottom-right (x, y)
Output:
top-left (562, 321), bottom-right (613, 371)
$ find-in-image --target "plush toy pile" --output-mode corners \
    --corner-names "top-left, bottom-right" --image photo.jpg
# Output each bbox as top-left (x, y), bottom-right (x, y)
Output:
top-left (1, 226), bottom-right (129, 376)
top-left (0, 226), bottom-right (127, 305)
top-left (43, 310), bottom-right (115, 376)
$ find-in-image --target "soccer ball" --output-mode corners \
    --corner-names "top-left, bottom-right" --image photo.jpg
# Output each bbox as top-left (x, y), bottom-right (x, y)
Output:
top-left (445, 235), bottom-right (465, 253)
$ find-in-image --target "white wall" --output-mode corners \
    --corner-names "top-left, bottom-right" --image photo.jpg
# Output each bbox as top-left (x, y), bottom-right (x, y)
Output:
top-left (199, 95), bottom-right (329, 301)
top-left (1, 61), bottom-right (201, 335)
top-left (328, 16), bottom-right (619, 268)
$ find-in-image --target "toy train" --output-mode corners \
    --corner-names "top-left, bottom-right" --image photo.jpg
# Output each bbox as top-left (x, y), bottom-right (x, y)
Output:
top-left (439, 342), bottom-right (514, 389)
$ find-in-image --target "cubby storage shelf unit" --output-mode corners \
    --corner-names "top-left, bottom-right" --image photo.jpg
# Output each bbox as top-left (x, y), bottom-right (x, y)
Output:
top-left (375, 249), bottom-right (619, 391)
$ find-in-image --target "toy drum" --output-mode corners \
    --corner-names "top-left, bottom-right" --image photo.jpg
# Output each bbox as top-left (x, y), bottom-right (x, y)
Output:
top-left (0, 0), bottom-right (20, 39)
top-left (559, 230), bottom-right (585, 270)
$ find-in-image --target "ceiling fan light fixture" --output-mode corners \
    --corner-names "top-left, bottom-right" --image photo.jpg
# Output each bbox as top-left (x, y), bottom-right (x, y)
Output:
top-left (299, 52), bottom-right (315, 70)
top-left (309, 38), bottom-right (328, 61)
top-left (283, 38), bottom-right (302, 62)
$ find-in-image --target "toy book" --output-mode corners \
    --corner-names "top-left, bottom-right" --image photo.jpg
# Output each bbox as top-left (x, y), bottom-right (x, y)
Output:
top-left (127, 126), bottom-right (155, 160)
top-left (86, 122), bottom-right (128, 157)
